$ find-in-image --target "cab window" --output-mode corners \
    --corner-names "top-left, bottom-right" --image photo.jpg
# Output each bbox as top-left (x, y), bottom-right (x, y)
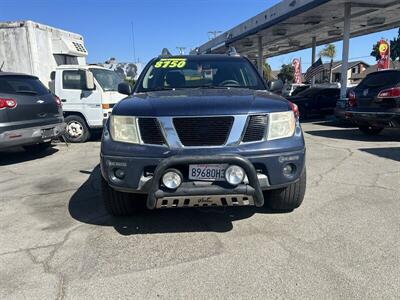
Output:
top-left (62, 70), bottom-right (86, 90)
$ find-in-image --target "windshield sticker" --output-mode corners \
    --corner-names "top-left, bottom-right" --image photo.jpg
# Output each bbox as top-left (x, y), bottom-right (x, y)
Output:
top-left (154, 58), bottom-right (187, 69)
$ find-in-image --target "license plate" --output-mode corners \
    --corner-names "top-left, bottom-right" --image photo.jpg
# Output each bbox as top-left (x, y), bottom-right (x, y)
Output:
top-left (189, 164), bottom-right (226, 181)
top-left (41, 128), bottom-right (54, 139)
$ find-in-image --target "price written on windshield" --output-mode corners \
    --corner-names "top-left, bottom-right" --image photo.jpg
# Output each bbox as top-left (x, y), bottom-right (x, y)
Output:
top-left (154, 58), bottom-right (187, 69)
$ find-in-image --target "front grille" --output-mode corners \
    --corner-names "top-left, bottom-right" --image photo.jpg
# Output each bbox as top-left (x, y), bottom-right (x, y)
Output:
top-left (173, 117), bottom-right (234, 146)
top-left (242, 115), bottom-right (267, 142)
top-left (138, 118), bottom-right (165, 145)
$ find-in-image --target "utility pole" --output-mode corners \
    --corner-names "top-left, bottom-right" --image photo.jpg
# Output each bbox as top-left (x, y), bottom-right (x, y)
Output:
top-left (131, 21), bottom-right (136, 63)
top-left (176, 47), bottom-right (186, 55)
top-left (208, 30), bottom-right (222, 40)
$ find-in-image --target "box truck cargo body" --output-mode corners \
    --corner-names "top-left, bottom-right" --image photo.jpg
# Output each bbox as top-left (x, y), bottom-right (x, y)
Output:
top-left (0, 21), bottom-right (125, 142)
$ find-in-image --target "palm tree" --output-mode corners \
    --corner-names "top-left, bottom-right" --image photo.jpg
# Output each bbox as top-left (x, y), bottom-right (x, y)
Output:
top-left (263, 61), bottom-right (273, 81)
top-left (319, 44), bottom-right (336, 83)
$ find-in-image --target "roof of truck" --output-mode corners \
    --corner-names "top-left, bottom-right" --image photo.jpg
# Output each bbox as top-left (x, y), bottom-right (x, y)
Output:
top-left (56, 65), bottom-right (109, 70)
top-left (0, 20), bottom-right (83, 40)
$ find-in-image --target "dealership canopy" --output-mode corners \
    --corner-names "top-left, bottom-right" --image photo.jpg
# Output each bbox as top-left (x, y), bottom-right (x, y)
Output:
top-left (197, 0), bottom-right (400, 98)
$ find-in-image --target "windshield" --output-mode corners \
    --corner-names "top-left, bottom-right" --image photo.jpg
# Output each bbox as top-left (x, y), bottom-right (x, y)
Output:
top-left (90, 68), bottom-right (123, 92)
top-left (136, 57), bottom-right (265, 92)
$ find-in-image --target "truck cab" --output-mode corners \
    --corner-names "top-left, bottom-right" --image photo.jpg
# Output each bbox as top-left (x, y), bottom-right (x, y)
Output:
top-left (52, 65), bottom-right (126, 142)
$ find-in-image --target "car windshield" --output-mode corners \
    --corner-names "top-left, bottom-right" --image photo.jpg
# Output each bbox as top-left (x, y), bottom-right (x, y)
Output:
top-left (358, 71), bottom-right (400, 89)
top-left (90, 68), bottom-right (124, 92)
top-left (0, 75), bottom-right (50, 95)
top-left (136, 57), bottom-right (265, 92)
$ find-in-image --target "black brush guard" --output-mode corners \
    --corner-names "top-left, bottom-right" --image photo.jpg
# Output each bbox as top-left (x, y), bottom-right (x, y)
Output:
top-left (146, 155), bottom-right (264, 209)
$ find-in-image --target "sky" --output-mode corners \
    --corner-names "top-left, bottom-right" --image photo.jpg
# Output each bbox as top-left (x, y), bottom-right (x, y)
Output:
top-left (0, 0), bottom-right (398, 71)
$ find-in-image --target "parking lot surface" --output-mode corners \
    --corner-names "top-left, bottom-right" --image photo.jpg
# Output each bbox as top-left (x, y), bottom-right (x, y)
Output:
top-left (0, 121), bottom-right (399, 299)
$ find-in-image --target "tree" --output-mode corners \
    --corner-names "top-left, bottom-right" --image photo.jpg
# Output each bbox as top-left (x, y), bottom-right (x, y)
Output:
top-left (319, 43), bottom-right (336, 83)
top-left (262, 61), bottom-right (273, 81)
top-left (277, 64), bottom-right (294, 83)
top-left (371, 29), bottom-right (400, 68)
top-left (390, 28), bottom-right (400, 65)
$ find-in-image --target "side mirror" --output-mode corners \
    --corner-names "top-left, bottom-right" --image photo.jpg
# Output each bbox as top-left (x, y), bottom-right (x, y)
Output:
top-left (268, 80), bottom-right (284, 93)
top-left (118, 82), bottom-right (132, 95)
top-left (84, 70), bottom-right (95, 90)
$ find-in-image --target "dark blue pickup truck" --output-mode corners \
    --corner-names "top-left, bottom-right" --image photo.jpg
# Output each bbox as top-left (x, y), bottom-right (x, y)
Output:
top-left (100, 53), bottom-right (306, 215)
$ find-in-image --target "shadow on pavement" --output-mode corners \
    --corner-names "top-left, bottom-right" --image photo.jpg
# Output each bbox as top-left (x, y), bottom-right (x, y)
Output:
top-left (0, 146), bottom-right (58, 166)
top-left (69, 165), bottom-right (285, 235)
top-left (359, 147), bottom-right (400, 162)
top-left (305, 128), bottom-right (399, 142)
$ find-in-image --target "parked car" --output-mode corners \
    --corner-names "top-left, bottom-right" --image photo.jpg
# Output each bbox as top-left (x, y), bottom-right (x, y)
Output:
top-left (100, 53), bottom-right (306, 216)
top-left (291, 84), bottom-right (310, 96)
top-left (346, 70), bottom-right (400, 135)
top-left (287, 87), bottom-right (340, 119)
top-left (282, 83), bottom-right (308, 97)
top-left (0, 73), bottom-right (65, 151)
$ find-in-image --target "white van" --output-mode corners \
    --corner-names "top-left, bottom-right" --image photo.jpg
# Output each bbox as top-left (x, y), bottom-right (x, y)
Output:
top-left (0, 20), bottom-right (126, 142)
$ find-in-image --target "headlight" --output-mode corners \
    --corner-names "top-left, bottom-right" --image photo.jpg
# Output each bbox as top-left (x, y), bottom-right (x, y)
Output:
top-left (110, 115), bottom-right (140, 144)
top-left (267, 111), bottom-right (296, 140)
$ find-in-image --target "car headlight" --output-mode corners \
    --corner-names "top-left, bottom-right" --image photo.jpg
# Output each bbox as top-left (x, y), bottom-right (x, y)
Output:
top-left (267, 111), bottom-right (296, 140)
top-left (110, 115), bottom-right (140, 144)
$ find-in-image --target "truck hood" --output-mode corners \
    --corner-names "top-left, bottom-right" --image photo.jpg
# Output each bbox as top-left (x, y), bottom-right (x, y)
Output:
top-left (102, 91), bottom-right (126, 104)
top-left (113, 88), bottom-right (290, 117)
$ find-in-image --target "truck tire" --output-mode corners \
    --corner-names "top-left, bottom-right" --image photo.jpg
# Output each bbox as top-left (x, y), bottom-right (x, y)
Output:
top-left (64, 115), bottom-right (91, 143)
top-left (101, 177), bottom-right (146, 216)
top-left (263, 169), bottom-right (306, 211)
top-left (358, 125), bottom-right (384, 136)
top-left (23, 141), bottom-right (52, 153)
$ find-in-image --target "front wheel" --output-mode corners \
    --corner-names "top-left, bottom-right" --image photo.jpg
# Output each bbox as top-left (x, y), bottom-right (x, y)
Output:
top-left (101, 177), bottom-right (146, 216)
top-left (64, 115), bottom-right (91, 143)
top-left (263, 169), bottom-right (306, 211)
top-left (358, 125), bottom-right (384, 135)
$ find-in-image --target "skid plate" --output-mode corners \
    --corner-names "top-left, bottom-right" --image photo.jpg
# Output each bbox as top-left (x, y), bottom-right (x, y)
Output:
top-left (156, 194), bottom-right (254, 209)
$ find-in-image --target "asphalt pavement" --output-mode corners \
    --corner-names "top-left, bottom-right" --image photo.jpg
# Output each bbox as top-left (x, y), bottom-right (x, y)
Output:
top-left (0, 120), bottom-right (399, 299)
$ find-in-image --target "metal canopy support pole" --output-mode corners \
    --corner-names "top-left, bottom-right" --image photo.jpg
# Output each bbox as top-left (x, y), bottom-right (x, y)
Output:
top-left (257, 35), bottom-right (263, 75)
top-left (340, 2), bottom-right (351, 99)
top-left (311, 36), bottom-right (316, 86)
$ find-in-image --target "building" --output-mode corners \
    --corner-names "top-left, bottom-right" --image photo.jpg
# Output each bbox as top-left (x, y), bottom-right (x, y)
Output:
top-left (313, 60), bottom-right (369, 85)
top-left (351, 61), bottom-right (400, 84)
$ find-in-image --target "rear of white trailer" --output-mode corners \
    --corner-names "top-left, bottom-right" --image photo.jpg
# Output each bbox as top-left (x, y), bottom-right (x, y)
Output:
top-left (0, 20), bottom-right (87, 87)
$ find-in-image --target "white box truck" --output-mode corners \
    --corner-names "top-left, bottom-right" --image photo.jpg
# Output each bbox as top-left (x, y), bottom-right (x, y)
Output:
top-left (0, 20), bottom-right (126, 142)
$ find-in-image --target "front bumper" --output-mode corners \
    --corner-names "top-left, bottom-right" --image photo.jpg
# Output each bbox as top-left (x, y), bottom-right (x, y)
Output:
top-left (0, 122), bottom-right (66, 149)
top-left (101, 148), bottom-right (306, 209)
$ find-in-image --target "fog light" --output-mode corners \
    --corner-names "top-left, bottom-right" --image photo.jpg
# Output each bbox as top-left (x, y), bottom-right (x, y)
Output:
top-left (283, 164), bottom-right (296, 177)
top-left (114, 168), bottom-right (125, 179)
top-left (225, 165), bottom-right (245, 185)
top-left (162, 170), bottom-right (182, 189)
